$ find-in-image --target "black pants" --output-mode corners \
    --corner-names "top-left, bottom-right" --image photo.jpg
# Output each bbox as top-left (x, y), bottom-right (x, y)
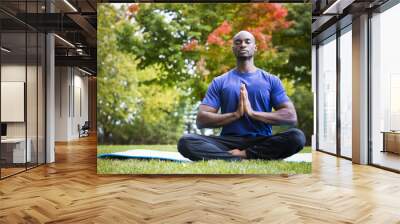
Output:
top-left (177, 128), bottom-right (306, 161)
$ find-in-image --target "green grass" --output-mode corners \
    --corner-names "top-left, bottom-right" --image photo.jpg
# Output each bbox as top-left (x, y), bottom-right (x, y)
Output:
top-left (97, 145), bottom-right (312, 175)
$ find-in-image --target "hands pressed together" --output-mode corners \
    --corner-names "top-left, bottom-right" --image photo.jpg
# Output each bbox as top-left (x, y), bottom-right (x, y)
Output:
top-left (235, 84), bottom-right (255, 119)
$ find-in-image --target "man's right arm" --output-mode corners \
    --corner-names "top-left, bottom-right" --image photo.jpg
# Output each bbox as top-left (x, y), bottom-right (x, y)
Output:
top-left (196, 85), bottom-right (245, 129)
top-left (196, 105), bottom-right (241, 129)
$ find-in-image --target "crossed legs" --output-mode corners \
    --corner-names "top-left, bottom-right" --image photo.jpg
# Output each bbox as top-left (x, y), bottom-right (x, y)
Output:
top-left (177, 128), bottom-right (306, 161)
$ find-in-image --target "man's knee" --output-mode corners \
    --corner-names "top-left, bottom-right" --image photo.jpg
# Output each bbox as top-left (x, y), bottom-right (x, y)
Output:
top-left (287, 128), bottom-right (306, 150)
top-left (177, 134), bottom-right (199, 155)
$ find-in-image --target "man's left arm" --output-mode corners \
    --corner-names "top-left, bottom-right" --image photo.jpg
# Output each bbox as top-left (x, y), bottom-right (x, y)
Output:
top-left (248, 101), bottom-right (297, 125)
top-left (242, 85), bottom-right (297, 125)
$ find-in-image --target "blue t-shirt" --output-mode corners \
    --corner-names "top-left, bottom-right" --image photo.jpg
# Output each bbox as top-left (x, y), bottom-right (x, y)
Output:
top-left (201, 68), bottom-right (290, 137)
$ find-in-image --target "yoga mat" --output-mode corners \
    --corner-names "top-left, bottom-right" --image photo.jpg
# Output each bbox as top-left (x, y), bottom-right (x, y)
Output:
top-left (283, 153), bottom-right (312, 163)
top-left (98, 149), bottom-right (192, 162)
top-left (98, 149), bottom-right (312, 163)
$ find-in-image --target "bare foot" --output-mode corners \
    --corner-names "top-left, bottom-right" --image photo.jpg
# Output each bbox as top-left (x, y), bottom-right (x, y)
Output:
top-left (228, 149), bottom-right (247, 159)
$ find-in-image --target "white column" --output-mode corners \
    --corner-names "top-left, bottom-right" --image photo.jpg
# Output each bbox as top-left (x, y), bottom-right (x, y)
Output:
top-left (46, 33), bottom-right (55, 163)
top-left (352, 14), bottom-right (369, 164)
top-left (45, 0), bottom-right (55, 163)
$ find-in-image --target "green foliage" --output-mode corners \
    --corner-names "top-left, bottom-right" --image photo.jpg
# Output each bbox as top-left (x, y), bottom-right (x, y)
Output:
top-left (98, 4), bottom-right (185, 144)
top-left (290, 86), bottom-right (314, 145)
top-left (272, 84), bottom-right (313, 145)
top-left (272, 3), bottom-right (312, 87)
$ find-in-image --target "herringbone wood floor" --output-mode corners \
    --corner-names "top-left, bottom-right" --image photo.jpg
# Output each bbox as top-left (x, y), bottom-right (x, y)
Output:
top-left (1, 135), bottom-right (400, 223)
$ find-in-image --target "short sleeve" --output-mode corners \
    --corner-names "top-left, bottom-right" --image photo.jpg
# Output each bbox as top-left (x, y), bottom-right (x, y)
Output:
top-left (270, 76), bottom-right (290, 108)
top-left (201, 79), bottom-right (221, 109)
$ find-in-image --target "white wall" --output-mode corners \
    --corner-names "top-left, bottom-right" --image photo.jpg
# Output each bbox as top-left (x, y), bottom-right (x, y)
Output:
top-left (55, 67), bottom-right (89, 141)
top-left (1, 65), bottom-right (26, 138)
top-left (1, 63), bottom-right (46, 164)
top-left (1, 65), bottom-right (25, 81)
top-left (72, 72), bottom-right (89, 138)
top-left (55, 66), bottom-right (69, 141)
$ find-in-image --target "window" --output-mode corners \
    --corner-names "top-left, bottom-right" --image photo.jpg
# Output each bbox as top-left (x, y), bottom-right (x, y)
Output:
top-left (0, 1), bottom-right (47, 179)
top-left (371, 2), bottom-right (400, 171)
top-left (339, 27), bottom-right (352, 158)
top-left (317, 35), bottom-right (337, 154)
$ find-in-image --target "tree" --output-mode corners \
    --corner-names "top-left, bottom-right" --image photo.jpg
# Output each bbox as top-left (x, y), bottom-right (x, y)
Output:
top-left (98, 4), bottom-right (140, 143)
top-left (117, 3), bottom-right (295, 101)
top-left (98, 4), bottom-right (185, 144)
top-left (272, 3), bottom-right (312, 88)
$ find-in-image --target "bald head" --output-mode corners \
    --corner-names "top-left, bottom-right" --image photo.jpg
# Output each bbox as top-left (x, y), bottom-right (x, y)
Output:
top-left (232, 30), bottom-right (257, 60)
top-left (233, 31), bottom-right (255, 42)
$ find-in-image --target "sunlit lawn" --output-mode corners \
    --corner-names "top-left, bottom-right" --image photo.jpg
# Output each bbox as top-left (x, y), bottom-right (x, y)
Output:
top-left (97, 145), bottom-right (312, 174)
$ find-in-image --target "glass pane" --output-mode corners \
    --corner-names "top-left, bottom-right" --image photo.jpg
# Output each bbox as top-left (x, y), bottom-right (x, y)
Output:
top-left (1, 30), bottom-right (27, 177)
top-left (38, 32), bottom-right (45, 165)
top-left (318, 36), bottom-right (337, 154)
top-left (340, 28), bottom-right (352, 158)
top-left (27, 31), bottom-right (38, 169)
top-left (371, 4), bottom-right (400, 171)
top-left (0, 0), bottom-right (46, 178)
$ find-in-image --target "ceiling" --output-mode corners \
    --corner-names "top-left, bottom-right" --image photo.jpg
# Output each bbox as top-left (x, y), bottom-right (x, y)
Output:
top-left (0, 0), bottom-right (97, 75)
top-left (312, 0), bottom-right (390, 43)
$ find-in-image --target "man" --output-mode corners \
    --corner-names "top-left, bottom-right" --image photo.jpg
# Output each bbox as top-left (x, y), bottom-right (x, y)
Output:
top-left (178, 31), bottom-right (305, 161)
